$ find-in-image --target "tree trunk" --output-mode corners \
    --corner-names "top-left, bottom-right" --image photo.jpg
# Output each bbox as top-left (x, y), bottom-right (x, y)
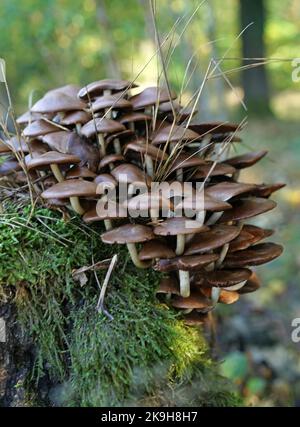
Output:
top-left (240, 0), bottom-right (272, 116)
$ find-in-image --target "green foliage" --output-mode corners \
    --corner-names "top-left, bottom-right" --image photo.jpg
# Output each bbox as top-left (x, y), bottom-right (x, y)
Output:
top-left (0, 202), bottom-right (240, 407)
top-left (0, 0), bottom-right (299, 115)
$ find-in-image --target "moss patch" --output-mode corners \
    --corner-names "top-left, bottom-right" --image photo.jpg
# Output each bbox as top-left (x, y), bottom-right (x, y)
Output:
top-left (0, 202), bottom-right (241, 407)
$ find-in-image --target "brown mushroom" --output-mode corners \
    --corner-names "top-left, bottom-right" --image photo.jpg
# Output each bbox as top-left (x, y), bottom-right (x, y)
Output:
top-left (223, 242), bottom-right (283, 267)
top-left (41, 178), bottom-right (97, 215)
top-left (101, 223), bottom-right (155, 268)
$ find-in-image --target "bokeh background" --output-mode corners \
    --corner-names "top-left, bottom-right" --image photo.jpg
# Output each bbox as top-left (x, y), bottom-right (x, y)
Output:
top-left (0, 0), bottom-right (299, 406)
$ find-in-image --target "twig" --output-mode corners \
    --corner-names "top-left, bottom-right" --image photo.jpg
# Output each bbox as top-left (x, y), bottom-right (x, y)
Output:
top-left (96, 254), bottom-right (118, 319)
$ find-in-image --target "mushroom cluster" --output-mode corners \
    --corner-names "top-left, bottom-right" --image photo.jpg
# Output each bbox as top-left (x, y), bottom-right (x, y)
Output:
top-left (1, 79), bottom-right (284, 325)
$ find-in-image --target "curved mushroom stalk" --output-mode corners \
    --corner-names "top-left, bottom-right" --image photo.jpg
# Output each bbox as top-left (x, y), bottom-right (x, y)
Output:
top-left (97, 133), bottom-right (106, 157)
top-left (50, 164), bottom-right (64, 182)
top-left (50, 163), bottom-right (85, 215)
top-left (126, 243), bottom-right (152, 269)
top-left (178, 270), bottom-right (190, 298)
top-left (216, 243), bottom-right (230, 268)
top-left (211, 287), bottom-right (221, 304)
top-left (113, 138), bottom-right (122, 154)
top-left (176, 234), bottom-right (185, 256)
top-left (205, 211), bottom-right (223, 226)
top-left (69, 196), bottom-right (85, 215)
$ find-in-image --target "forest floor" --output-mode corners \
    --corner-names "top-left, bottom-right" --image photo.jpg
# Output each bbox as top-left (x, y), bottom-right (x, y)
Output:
top-left (215, 119), bottom-right (300, 406)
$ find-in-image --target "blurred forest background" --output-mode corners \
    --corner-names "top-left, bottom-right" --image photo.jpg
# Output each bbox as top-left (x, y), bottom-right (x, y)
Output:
top-left (0, 0), bottom-right (300, 407)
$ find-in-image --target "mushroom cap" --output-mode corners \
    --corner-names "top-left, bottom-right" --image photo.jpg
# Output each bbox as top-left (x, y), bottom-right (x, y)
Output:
top-left (23, 119), bottom-right (62, 138)
top-left (189, 122), bottom-right (239, 135)
top-left (119, 112), bottom-right (152, 124)
top-left (226, 150), bottom-right (268, 169)
top-left (111, 163), bottom-right (151, 186)
top-left (94, 173), bottom-right (117, 187)
top-left (41, 179), bottom-right (97, 199)
top-left (168, 153), bottom-right (206, 173)
top-left (46, 84), bottom-right (81, 98)
top-left (205, 182), bottom-right (257, 201)
top-left (251, 183), bottom-right (286, 198)
top-left (223, 242), bottom-right (283, 267)
top-left (193, 162), bottom-right (236, 179)
top-left (201, 288), bottom-right (240, 304)
top-left (26, 151), bottom-right (80, 171)
top-left (130, 87), bottom-right (177, 110)
top-left (156, 276), bottom-right (180, 295)
top-left (89, 94), bottom-right (132, 113)
top-left (154, 253), bottom-right (218, 272)
top-left (96, 199), bottom-right (127, 220)
top-left (106, 129), bottom-right (134, 144)
top-left (0, 158), bottom-right (21, 175)
top-left (99, 154), bottom-right (125, 169)
top-left (124, 141), bottom-right (168, 161)
top-left (158, 100), bottom-right (181, 113)
top-left (152, 124), bottom-right (200, 145)
top-left (185, 225), bottom-right (241, 255)
top-left (66, 166), bottom-right (96, 180)
top-left (139, 240), bottom-right (176, 260)
top-left (42, 132), bottom-right (99, 172)
top-left (0, 136), bottom-right (29, 154)
top-left (81, 118), bottom-right (125, 138)
top-left (31, 91), bottom-right (86, 114)
top-left (16, 110), bottom-right (44, 125)
top-left (171, 291), bottom-right (212, 309)
top-left (154, 217), bottom-right (209, 236)
top-left (175, 194), bottom-right (231, 213)
top-left (228, 224), bottom-right (270, 252)
top-left (204, 268), bottom-right (252, 287)
top-left (238, 271), bottom-right (261, 294)
top-left (60, 110), bottom-right (91, 125)
top-left (78, 79), bottom-right (136, 100)
top-left (101, 223), bottom-right (154, 244)
top-left (218, 198), bottom-right (277, 222)
top-left (125, 192), bottom-right (172, 211)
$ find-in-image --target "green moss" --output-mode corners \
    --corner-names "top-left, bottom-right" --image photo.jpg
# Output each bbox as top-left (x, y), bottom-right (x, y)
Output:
top-left (0, 201), bottom-right (241, 407)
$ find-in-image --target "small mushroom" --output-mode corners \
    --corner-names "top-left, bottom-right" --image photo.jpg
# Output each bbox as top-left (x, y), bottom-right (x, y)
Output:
top-left (218, 198), bottom-right (277, 223)
top-left (78, 79), bottom-right (137, 100)
top-left (171, 291), bottom-right (213, 314)
top-left (223, 242), bottom-right (283, 268)
top-left (101, 224), bottom-right (155, 268)
top-left (81, 118), bottom-right (125, 157)
top-left (41, 178), bottom-right (97, 215)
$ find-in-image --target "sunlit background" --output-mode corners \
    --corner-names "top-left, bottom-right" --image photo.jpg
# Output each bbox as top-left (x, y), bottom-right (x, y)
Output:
top-left (0, 0), bottom-right (299, 406)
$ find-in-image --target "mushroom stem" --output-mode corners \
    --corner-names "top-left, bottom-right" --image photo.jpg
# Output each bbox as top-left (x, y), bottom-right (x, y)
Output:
top-left (97, 133), bottom-right (106, 157)
top-left (182, 308), bottom-right (193, 314)
top-left (178, 270), bottom-right (190, 298)
top-left (145, 155), bottom-right (154, 178)
top-left (104, 219), bottom-right (113, 230)
top-left (113, 138), bottom-right (122, 154)
top-left (126, 243), bottom-right (151, 269)
top-left (76, 123), bottom-right (82, 135)
top-left (205, 211), bottom-right (223, 226)
top-left (176, 234), bottom-right (185, 256)
top-left (50, 164), bottom-right (64, 182)
top-left (216, 243), bottom-right (229, 267)
top-left (50, 164), bottom-right (85, 215)
top-left (69, 196), bottom-right (85, 215)
top-left (211, 287), bottom-right (221, 304)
